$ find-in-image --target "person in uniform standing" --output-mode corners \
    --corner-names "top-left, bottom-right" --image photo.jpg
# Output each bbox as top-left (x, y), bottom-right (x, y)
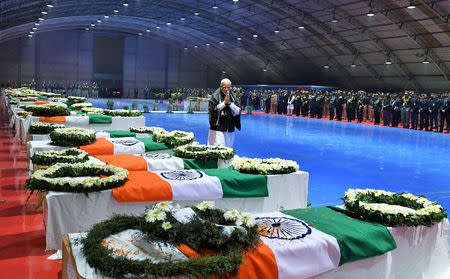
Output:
top-left (410, 93), bottom-right (420, 130)
top-left (439, 93), bottom-right (449, 133)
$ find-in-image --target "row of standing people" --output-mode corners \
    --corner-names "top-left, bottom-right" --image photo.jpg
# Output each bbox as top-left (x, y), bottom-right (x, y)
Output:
top-left (240, 90), bottom-right (450, 133)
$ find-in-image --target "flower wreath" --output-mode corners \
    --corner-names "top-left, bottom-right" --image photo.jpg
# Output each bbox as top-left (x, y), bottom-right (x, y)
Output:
top-left (29, 122), bottom-right (65, 134)
top-left (129, 126), bottom-right (166, 134)
top-left (25, 162), bottom-right (128, 194)
top-left (343, 189), bottom-right (447, 227)
top-left (24, 104), bottom-right (69, 117)
top-left (50, 127), bottom-right (96, 147)
top-left (81, 107), bottom-right (104, 114)
top-left (67, 96), bottom-right (86, 103)
top-left (30, 148), bottom-right (89, 166)
top-left (153, 130), bottom-right (195, 148)
top-left (82, 201), bottom-right (259, 278)
top-left (103, 109), bottom-right (143, 117)
top-left (70, 102), bottom-right (93, 110)
top-left (173, 144), bottom-right (235, 160)
top-left (232, 157), bottom-right (299, 175)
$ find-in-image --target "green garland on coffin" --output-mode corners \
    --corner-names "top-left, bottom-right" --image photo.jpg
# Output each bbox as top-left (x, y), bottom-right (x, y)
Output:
top-left (82, 201), bottom-right (259, 278)
top-left (29, 122), bottom-right (65, 134)
top-left (153, 130), bottom-right (195, 148)
top-left (343, 189), bottom-right (447, 227)
top-left (50, 127), bottom-right (96, 147)
top-left (103, 109), bottom-right (143, 117)
top-left (25, 163), bottom-right (128, 194)
top-left (174, 144), bottom-right (235, 160)
top-left (30, 148), bottom-right (89, 165)
top-left (24, 104), bottom-right (70, 117)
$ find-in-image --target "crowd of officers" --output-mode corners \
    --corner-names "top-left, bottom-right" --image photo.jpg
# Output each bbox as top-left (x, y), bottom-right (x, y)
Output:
top-left (240, 90), bottom-right (450, 132)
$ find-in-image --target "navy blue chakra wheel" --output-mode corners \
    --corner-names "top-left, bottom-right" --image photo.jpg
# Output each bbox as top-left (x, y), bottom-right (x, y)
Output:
top-left (160, 170), bottom-right (203, 181)
top-left (255, 217), bottom-right (311, 240)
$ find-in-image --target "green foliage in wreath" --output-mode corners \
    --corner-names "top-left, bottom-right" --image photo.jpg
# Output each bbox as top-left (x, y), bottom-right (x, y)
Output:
top-left (67, 96), bottom-right (86, 103)
top-left (174, 144), bottom-right (235, 160)
top-left (29, 122), bottom-right (65, 134)
top-left (25, 163), bottom-right (128, 194)
top-left (103, 109), bottom-right (143, 117)
top-left (153, 130), bottom-right (194, 148)
top-left (30, 148), bottom-right (89, 166)
top-left (50, 127), bottom-right (96, 147)
top-left (81, 202), bottom-right (259, 278)
top-left (24, 104), bottom-right (70, 117)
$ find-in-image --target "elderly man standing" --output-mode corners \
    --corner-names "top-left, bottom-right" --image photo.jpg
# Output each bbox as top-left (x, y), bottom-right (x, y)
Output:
top-left (208, 78), bottom-right (241, 147)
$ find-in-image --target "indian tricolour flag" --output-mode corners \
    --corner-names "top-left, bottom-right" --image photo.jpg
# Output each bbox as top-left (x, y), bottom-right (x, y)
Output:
top-left (39, 114), bottom-right (112, 124)
top-left (112, 168), bottom-right (268, 202)
top-left (179, 207), bottom-right (396, 279)
top-left (92, 153), bottom-right (223, 171)
top-left (79, 137), bottom-right (169, 155)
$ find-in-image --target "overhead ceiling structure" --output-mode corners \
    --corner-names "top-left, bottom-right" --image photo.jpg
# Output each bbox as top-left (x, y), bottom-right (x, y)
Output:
top-left (0, 0), bottom-right (449, 90)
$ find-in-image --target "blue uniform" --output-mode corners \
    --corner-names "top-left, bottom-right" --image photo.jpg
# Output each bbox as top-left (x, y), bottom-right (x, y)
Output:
top-left (419, 98), bottom-right (429, 130)
top-left (440, 97), bottom-right (449, 132)
top-left (391, 98), bottom-right (402, 127)
top-left (410, 97), bottom-right (420, 129)
top-left (428, 98), bottom-right (439, 131)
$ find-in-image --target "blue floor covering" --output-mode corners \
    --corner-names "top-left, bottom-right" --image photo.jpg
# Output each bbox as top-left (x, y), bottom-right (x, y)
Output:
top-left (89, 98), bottom-right (450, 212)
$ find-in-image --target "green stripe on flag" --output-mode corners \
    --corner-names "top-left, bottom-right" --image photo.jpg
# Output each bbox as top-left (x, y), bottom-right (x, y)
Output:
top-left (202, 167), bottom-right (268, 198)
top-left (88, 114), bottom-right (112, 124)
top-left (106, 130), bottom-right (136, 138)
top-left (182, 158), bottom-right (218, 169)
top-left (137, 137), bottom-right (170, 152)
top-left (282, 206), bottom-right (396, 265)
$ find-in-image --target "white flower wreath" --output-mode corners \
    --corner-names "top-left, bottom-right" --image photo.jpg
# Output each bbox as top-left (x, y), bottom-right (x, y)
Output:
top-left (343, 188), bottom-right (447, 227)
top-left (232, 157), bottom-right (299, 175)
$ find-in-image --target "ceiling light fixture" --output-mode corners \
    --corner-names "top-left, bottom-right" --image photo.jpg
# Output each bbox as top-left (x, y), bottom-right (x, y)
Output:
top-left (114, 9), bottom-right (119, 13)
top-left (41, 11), bottom-right (48, 15)
top-left (298, 26), bottom-right (305, 29)
top-left (222, 71), bottom-right (226, 74)
top-left (233, 0), bottom-right (239, 2)
top-left (274, 29), bottom-right (280, 33)
top-left (184, 47), bottom-right (188, 50)
top-left (38, 17), bottom-right (45, 21)
top-left (156, 25), bottom-right (160, 29)
top-left (324, 65), bottom-right (330, 69)
top-left (85, 27), bottom-right (89, 31)
top-left (180, 17), bottom-right (185, 20)
top-left (32, 27), bottom-right (37, 30)
top-left (263, 68), bottom-right (267, 72)
top-left (146, 28), bottom-right (150, 32)
top-left (367, 10), bottom-right (375, 17)
top-left (194, 12), bottom-right (200, 16)
top-left (219, 41), bottom-right (224, 44)
top-left (47, 4), bottom-right (54, 8)
top-left (97, 19), bottom-right (102, 23)
top-left (237, 37), bottom-right (242, 40)
top-left (35, 22), bottom-right (40, 26)
top-left (194, 45), bottom-right (198, 48)
top-left (166, 22), bottom-right (172, 25)
top-left (206, 43), bottom-right (210, 46)
top-left (350, 63), bottom-right (356, 68)
top-left (422, 58), bottom-right (430, 64)
top-left (104, 15), bottom-right (109, 19)
top-left (29, 31), bottom-right (34, 34)
top-left (138, 32), bottom-right (143, 36)
top-left (407, 1), bottom-right (416, 9)
top-left (331, 18), bottom-right (338, 23)
top-left (253, 34), bottom-right (258, 38)
top-left (123, 2), bottom-right (129, 7)
top-left (385, 59), bottom-right (392, 65)
top-left (28, 34), bottom-right (33, 38)
top-left (91, 23), bottom-right (95, 27)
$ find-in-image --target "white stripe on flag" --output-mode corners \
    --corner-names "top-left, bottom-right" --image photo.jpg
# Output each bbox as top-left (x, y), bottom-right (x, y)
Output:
top-left (253, 211), bottom-right (340, 279)
top-left (155, 170), bottom-right (223, 200)
top-left (142, 155), bottom-right (184, 171)
top-left (110, 137), bottom-right (145, 154)
top-left (65, 116), bottom-right (89, 125)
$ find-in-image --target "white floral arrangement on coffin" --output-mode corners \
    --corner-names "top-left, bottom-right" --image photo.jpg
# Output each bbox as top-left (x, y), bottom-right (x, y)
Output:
top-left (25, 162), bottom-right (129, 194)
top-left (129, 126), bottom-right (166, 134)
top-left (30, 148), bottom-right (89, 166)
top-left (81, 107), bottom-right (104, 114)
top-left (152, 130), bottom-right (195, 148)
top-left (173, 144), bottom-right (235, 160)
top-left (70, 102), bottom-right (93, 110)
top-left (232, 157), bottom-right (299, 175)
top-left (50, 127), bottom-right (96, 147)
top-left (29, 122), bottom-right (65, 134)
top-left (50, 97), bottom-right (68, 103)
top-left (67, 96), bottom-right (87, 103)
top-left (343, 188), bottom-right (447, 227)
top-left (103, 109), bottom-right (143, 117)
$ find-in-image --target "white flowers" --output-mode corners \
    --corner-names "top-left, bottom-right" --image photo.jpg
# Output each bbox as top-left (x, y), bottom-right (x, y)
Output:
top-left (29, 162), bottom-right (128, 189)
top-left (70, 102), bottom-right (93, 110)
top-left (224, 210), bottom-right (256, 227)
top-left (161, 222), bottom-right (172, 230)
top-left (52, 127), bottom-right (95, 137)
top-left (196, 201), bottom-right (215, 211)
top-left (156, 201), bottom-right (173, 212)
top-left (130, 126), bottom-right (165, 134)
top-left (145, 209), bottom-right (167, 223)
top-left (173, 144), bottom-right (235, 160)
top-left (232, 157), bottom-right (299, 175)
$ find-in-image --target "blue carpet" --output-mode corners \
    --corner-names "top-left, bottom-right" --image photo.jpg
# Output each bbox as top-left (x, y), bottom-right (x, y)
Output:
top-left (88, 99), bottom-right (450, 212)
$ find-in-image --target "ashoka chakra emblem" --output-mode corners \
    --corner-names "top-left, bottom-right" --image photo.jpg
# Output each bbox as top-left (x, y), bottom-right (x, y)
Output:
top-left (256, 217), bottom-right (311, 240)
top-left (142, 154), bottom-right (172, 160)
top-left (160, 170), bottom-right (203, 181)
top-left (111, 139), bottom-right (140, 146)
